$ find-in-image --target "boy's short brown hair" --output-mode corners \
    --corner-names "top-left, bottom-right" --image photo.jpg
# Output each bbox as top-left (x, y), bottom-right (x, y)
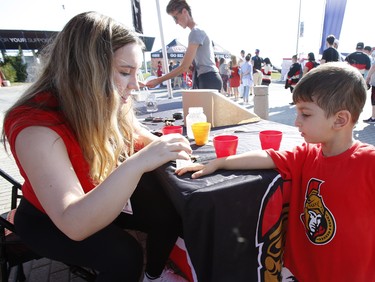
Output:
top-left (292, 62), bottom-right (367, 123)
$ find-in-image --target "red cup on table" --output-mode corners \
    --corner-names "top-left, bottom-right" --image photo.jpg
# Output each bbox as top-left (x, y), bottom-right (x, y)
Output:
top-left (259, 130), bottom-right (282, 150)
top-left (213, 135), bottom-right (239, 158)
top-left (162, 125), bottom-right (183, 135)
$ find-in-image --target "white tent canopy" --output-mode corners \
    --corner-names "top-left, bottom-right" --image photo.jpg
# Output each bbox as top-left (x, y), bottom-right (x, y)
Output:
top-left (151, 38), bottom-right (231, 60)
top-left (151, 39), bottom-right (186, 60)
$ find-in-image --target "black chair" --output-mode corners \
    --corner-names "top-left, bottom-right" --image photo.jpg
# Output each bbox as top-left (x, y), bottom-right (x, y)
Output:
top-left (0, 168), bottom-right (97, 281)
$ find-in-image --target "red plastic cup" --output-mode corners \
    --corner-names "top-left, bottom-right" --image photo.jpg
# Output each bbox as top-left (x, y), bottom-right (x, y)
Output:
top-left (162, 125), bottom-right (183, 135)
top-left (259, 130), bottom-right (283, 150)
top-left (213, 135), bottom-right (239, 158)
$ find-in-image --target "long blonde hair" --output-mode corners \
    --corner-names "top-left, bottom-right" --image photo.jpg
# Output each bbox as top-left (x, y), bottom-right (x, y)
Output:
top-left (230, 55), bottom-right (238, 67)
top-left (2, 12), bottom-right (144, 184)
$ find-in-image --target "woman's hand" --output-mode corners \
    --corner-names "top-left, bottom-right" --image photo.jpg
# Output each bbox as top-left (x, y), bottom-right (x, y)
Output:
top-left (146, 77), bottom-right (162, 89)
top-left (175, 159), bottom-right (220, 179)
top-left (133, 133), bottom-right (192, 172)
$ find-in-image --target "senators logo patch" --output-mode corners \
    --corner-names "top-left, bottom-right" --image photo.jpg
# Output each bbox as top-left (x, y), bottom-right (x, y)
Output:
top-left (300, 178), bottom-right (336, 245)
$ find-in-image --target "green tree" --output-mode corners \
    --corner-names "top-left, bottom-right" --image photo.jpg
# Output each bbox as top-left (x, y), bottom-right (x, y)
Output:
top-left (1, 47), bottom-right (28, 82)
top-left (13, 47), bottom-right (28, 82)
top-left (0, 63), bottom-right (17, 82)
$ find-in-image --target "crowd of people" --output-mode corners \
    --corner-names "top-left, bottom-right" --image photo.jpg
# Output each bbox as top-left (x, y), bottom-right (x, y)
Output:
top-left (283, 34), bottom-right (374, 121)
top-left (153, 31), bottom-right (375, 122)
top-left (151, 46), bottom-right (274, 107)
top-left (154, 34), bottom-right (366, 109)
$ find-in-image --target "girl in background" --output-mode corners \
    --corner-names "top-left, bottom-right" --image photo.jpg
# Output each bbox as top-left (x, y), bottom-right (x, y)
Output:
top-left (219, 57), bottom-right (229, 94)
top-left (261, 57), bottom-right (273, 86)
top-left (229, 55), bottom-right (241, 101)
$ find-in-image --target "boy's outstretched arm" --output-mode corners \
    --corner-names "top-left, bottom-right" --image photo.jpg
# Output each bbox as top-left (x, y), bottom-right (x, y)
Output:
top-left (175, 150), bottom-right (276, 179)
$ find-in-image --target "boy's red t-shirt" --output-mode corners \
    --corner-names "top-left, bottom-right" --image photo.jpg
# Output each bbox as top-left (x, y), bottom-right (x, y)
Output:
top-left (268, 142), bottom-right (375, 281)
top-left (4, 92), bottom-right (95, 213)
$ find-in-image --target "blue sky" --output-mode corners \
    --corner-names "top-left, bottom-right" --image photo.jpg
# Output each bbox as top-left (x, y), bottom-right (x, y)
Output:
top-left (1, 0), bottom-right (374, 66)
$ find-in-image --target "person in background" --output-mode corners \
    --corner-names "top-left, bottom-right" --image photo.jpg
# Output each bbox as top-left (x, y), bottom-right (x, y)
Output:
top-left (251, 49), bottom-right (263, 86)
top-left (240, 54), bottom-right (253, 104)
top-left (0, 68), bottom-right (5, 86)
top-left (176, 63), bottom-right (375, 282)
top-left (2, 12), bottom-right (191, 282)
top-left (238, 49), bottom-right (246, 98)
top-left (169, 61), bottom-right (174, 88)
top-left (146, 0), bottom-right (222, 91)
top-left (261, 57), bottom-right (273, 86)
top-left (333, 39), bottom-right (345, 62)
top-left (364, 50), bottom-right (375, 123)
top-left (364, 45), bottom-right (372, 78)
top-left (345, 42), bottom-right (371, 77)
top-left (215, 56), bottom-right (220, 68)
top-left (173, 61), bottom-right (183, 89)
top-left (285, 55), bottom-right (302, 104)
top-left (320, 34), bottom-right (339, 64)
top-left (156, 60), bottom-right (164, 88)
top-left (364, 45), bottom-right (372, 56)
top-left (184, 64), bottom-right (194, 89)
top-left (302, 52), bottom-right (319, 76)
top-left (157, 60), bottom-right (163, 77)
top-left (228, 54), bottom-right (241, 101)
top-left (219, 57), bottom-right (229, 94)
top-left (239, 49), bottom-right (246, 66)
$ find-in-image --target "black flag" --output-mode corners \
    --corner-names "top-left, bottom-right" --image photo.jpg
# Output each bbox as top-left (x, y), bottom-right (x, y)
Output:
top-left (131, 0), bottom-right (143, 34)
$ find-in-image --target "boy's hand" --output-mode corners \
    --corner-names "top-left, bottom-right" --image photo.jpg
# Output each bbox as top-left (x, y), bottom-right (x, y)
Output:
top-left (175, 160), bottom-right (218, 179)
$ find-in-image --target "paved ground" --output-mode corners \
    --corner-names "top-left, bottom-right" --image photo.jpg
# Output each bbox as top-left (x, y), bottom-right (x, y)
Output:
top-left (0, 81), bottom-right (374, 281)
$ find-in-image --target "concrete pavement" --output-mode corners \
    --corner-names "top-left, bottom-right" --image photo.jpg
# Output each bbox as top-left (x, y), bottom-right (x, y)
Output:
top-left (0, 81), bottom-right (374, 281)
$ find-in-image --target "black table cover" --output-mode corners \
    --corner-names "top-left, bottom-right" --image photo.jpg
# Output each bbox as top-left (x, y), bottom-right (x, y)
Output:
top-left (154, 120), bottom-right (303, 281)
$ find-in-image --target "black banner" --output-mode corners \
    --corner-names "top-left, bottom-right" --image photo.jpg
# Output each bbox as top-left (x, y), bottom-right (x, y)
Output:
top-left (131, 0), bottom-right (143, 34)
top-left (0, 30), bottom-right (58, 50)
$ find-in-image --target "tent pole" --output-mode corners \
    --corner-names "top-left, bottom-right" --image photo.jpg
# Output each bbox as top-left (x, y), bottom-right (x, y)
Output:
top-left (155, 0), bottom-right (173, 99)
top-left (296, 0), bottom-right (302, 55)
top-left (143, 51), bottom-right (147, 73)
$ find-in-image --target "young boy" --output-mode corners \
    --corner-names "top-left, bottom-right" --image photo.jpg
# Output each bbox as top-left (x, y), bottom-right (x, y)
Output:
top-left (176, 63), bottom-right (375, 281)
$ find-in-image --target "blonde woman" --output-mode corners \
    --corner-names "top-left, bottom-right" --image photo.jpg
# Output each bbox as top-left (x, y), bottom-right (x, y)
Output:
top-left (229, 55), bottom-right (241, 101)
top-left (2, 12), bottom-right (191, 282)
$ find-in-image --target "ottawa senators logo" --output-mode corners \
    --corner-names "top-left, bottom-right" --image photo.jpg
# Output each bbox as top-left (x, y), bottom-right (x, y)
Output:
top-left (256, 174), bottom-right (290, 281)
top-left (300, 178), bottom-right (336, 245)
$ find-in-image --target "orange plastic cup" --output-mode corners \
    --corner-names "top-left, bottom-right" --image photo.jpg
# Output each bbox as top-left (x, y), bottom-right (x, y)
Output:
top-left (259, 130), bottom-right (283, 150)
top-left (191, 122), bottom-right (211, 146)
top-left (213, 135), bottom-right (239, 158)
